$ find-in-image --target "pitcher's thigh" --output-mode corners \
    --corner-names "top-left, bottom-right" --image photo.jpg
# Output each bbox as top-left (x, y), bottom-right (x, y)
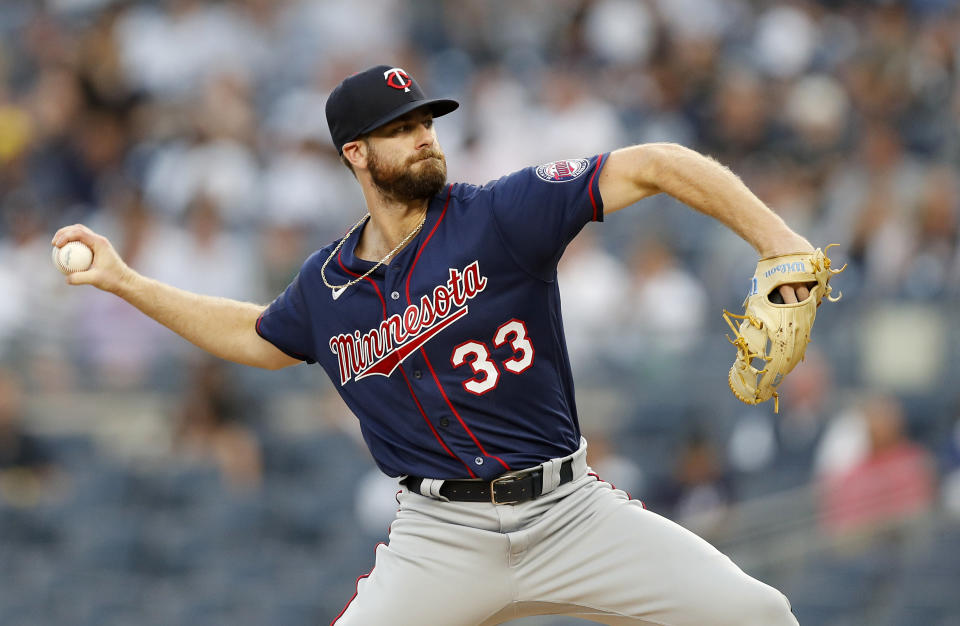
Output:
top-left (521, 487), bottom-right (797, 626)
top-left (334, 525), bottom-right (512, 626)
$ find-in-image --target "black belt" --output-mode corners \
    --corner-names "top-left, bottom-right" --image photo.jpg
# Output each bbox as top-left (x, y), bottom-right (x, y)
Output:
top-left (404, 458), bottom-right (575, 505)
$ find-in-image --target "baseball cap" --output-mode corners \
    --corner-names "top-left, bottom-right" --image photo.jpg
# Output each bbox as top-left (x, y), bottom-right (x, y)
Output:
top-left (326, 65), bottom-right (459, 154)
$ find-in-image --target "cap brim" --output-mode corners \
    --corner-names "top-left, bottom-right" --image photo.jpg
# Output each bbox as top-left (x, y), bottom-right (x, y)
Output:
top-left (357, 98), bottom-right (460, 137)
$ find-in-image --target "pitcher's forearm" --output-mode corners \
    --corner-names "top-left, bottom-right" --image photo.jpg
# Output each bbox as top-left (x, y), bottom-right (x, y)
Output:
top-left (113, 269), bottom-right (279, 368)
top-left (651, 144), bottom-right (808, 256)
top-left (53, 224), bottom-right (299, 370)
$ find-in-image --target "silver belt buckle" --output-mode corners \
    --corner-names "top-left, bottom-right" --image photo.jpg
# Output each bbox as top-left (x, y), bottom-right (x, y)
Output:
top-left (490, 471), bottom-right (527, 505)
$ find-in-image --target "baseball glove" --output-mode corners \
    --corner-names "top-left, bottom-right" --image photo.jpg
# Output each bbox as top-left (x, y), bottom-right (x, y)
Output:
top-left (723, 245), bottom-right (844, 413)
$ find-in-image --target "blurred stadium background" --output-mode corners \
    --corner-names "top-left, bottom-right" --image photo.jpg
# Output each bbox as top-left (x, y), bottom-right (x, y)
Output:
top-left (1, 0), bottom-right (959, 624)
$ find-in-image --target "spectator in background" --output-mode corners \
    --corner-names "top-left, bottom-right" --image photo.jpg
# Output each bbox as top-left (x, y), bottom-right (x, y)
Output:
top-left (823, 121), bottom-right (924, 298)
top-left (0, 367), bottom-right (57, 507)
top-left (0, 84), bottom-right (32, 193)
top-left (728, 347), bottom-right (836, 481)
top-left (820, 394), bottom-right (935, 541)
top-left (533, 66), bottom-right (624, 163)
top-left (142, 71), bottom-right (261, 225)
top-left (172, 356), bottom-right (262, 492)
top-left (557, 228), bottom-right (630, 378)
top-left (777, 348), bottom-right (835, 464)
top-left (938, 396), bottom-right (960, 517)
top-left (23, 63), bottom-right (97, 215)
top-left (139, 193), bottom-right (264, 303)
top-left (702, 67), bottom-right (772, 166)
top-left (814, 400), bottom-right (871, 484)
top-left (583, 428), bottom-right (644, 499)
top-left (906, 165), bottom-right (958, 299)
top-left (112, 0), bottom-right (271, 99)
top-left (0, 191), bottom-right (78, 391)
top-left (260, 83), bottom-right (361, 259)
top-left (654, 429), bottom-right (733, 542)
top-left (623, 237), bottom-right (707, 356)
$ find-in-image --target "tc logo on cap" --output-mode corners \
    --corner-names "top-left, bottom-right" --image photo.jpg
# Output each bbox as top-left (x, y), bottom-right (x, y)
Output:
top-left (384, 67), bottom-right (412, 92)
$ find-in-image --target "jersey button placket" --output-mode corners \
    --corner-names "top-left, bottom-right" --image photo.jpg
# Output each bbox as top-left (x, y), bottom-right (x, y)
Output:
top-left (384, 269), bottom-right (403, 316)
top-left (394, 259), bottom-right (475, 473)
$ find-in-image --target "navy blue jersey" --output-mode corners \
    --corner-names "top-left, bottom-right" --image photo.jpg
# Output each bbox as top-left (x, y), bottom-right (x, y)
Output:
top-left (257, 154), bottom-right (609, 479)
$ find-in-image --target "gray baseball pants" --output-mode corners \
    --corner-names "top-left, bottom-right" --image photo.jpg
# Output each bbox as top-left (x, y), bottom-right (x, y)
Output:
top-left (333, 440), bottom-right (798, 625)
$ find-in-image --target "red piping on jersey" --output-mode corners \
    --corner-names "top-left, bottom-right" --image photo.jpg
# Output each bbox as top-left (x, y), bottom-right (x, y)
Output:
top-left (399, 366), bottom-right (476, 477)
top-left (338, 250), bottom-right (387, 317)
top-left (330, 542), bottom-right (386, 624)
top-left (404, 185), bottom-right (511, 473)
top-left (588, 153), bottom-right (606, 222)
top-left (588, 471), bottom-right (643, 508)
top-left (420, 354), bottom-right (510, 471)
top-left (337, 250), bottom-right (472, 475)
top-left (404, 185), bottom-right (453, 305)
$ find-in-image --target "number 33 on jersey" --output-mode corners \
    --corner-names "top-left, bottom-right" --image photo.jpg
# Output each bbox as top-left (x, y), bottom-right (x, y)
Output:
top-left (328, 259), bottom-right (533, 395)
top-left (256, 154), bottom-right (608, 480)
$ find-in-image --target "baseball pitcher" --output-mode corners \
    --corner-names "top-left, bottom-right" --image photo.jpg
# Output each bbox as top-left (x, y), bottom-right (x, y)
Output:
top-left (53, 65), bottom-right (841, 625)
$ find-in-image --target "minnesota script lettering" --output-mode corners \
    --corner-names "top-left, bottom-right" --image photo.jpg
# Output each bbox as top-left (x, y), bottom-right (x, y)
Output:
top-left (329, 261), bottom-right (488, 385)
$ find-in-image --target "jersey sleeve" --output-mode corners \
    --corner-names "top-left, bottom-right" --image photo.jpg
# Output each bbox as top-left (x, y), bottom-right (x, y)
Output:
top-left (488, 153), bottom-right (608, 280)
top-left (255, 267), bottom-right (318, 364)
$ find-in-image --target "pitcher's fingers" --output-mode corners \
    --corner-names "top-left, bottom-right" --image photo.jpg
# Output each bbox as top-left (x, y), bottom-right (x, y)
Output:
top-left (778, 285), bottom-right (798, 304)
top-left (66, 268), bottom-right (97, 285)
top-left (796, 285), bottom-right (810, 302)
top-left (52, 224), bottom-right (97, 248)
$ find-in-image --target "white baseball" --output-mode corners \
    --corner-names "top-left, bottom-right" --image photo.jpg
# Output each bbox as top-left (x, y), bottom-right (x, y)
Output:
top-left (52, 241), bottom-right (94, 274)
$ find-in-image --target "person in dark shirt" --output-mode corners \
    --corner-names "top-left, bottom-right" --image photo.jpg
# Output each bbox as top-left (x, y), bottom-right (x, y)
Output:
top-left (0, 367), bottom-right (54, 506)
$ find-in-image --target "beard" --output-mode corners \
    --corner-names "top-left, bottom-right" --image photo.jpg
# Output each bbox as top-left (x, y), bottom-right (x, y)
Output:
top-left (367, 145), bottom-right (447, 202)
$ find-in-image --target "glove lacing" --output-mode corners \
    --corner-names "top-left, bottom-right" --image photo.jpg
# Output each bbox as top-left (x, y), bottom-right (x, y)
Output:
top-left (722, 310), bottom-right (779, 412)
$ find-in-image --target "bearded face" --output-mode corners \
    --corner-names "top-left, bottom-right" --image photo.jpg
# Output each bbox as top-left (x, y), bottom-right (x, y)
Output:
top-left (366, 142), bottom-right (447, 202)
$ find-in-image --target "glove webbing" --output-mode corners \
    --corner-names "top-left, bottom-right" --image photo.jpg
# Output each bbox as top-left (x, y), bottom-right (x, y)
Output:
top-left (721, 309), bottom-right (780, 413)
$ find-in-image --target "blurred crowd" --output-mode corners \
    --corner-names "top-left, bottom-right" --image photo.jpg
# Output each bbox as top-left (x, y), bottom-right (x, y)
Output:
top-left (2, 0), bottom-right (960, 624)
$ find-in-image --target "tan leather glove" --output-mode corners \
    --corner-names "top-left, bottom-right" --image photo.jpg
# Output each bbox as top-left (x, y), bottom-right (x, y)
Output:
top-left (723, 246), bottom-right (844, 413)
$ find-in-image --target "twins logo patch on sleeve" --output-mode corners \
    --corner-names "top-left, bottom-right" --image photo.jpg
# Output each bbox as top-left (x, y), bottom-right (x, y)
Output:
top-left (535, 159), bottom-right (589, 183)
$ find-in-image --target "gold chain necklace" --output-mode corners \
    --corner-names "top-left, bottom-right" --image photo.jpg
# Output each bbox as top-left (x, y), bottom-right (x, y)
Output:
top-left (321, 211), bottom-right (427, 300)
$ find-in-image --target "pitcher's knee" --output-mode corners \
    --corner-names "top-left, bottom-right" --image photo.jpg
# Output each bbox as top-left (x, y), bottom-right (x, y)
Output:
top-left (755, 587), bottom-right (796, 625)
top-left (720, 583), bottom-right (797, 626)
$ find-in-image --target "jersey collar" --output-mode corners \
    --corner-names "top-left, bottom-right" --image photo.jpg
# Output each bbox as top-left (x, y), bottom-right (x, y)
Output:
top-left (338, 193), bottom-right (445, 276)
